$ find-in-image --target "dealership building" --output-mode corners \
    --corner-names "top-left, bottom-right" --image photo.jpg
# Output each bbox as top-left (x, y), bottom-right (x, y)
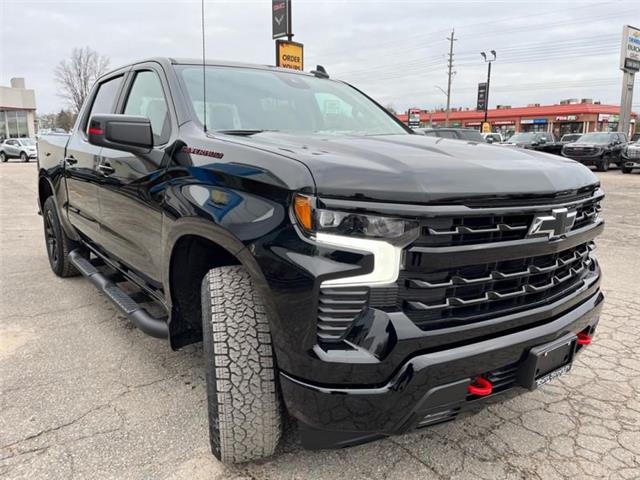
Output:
top-left (0, 78), bottom-right (37, 139)
top-left (398, 100), bottom-right (637, 139)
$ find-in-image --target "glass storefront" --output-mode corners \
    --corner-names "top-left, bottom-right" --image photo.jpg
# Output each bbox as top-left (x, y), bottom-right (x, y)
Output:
top-left (0, 110), bottom-right (30, 139)
top-left (557, 122), bottom-right (583, 137)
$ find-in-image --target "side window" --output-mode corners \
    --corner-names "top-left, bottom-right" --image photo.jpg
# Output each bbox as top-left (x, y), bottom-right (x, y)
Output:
top-left (85, 76), bottom-right (123, 133)
top-left (124, 71), bottom-right (170, 145)
top-left (439, 131), bottom-right (456, 139)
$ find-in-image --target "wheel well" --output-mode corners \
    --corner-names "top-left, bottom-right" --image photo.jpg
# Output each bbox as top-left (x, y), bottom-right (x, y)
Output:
top-left (168, 235), bottom-right (241, 348)
top-left (38, 178), bottom-right (54, 211)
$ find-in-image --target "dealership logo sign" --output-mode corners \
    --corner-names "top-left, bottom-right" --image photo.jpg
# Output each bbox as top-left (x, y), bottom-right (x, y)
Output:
top-left (621, 24), bottom-right (640, 72)
top-left (528, 208), bottom-right (577, 240)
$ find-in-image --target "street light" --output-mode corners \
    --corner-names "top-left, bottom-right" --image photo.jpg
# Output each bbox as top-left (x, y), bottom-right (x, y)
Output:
top-left (480, 50), bottom-right (497, 125)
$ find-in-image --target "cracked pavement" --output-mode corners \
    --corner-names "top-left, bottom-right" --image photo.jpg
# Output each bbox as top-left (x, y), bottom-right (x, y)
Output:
top-left (1, 163), bottom-right (639, 479)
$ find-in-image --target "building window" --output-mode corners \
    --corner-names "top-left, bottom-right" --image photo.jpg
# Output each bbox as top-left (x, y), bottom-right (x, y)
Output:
top-left (0, 111), bottom-right (6, 140)
top-left (0, 110), bottom-right (30, 138)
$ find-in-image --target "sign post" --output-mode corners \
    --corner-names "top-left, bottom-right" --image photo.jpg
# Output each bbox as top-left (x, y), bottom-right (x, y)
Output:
top-left (619, 25), bottom-right (639, 137)
top-left (407, 108), bottom-right (421, 129)
top-left (272, 0), bottom-right (292, 40)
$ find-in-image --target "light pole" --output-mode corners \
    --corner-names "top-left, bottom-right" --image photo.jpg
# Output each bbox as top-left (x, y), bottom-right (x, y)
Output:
top-left (480, 50), bottom-right (497, 125)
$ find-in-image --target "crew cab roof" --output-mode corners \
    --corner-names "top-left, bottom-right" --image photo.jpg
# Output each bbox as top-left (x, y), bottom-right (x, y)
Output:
top-left (104, 57), bottom-right (319, 78)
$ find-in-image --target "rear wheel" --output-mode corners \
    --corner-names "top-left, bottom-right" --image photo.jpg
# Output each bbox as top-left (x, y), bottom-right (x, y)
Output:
top-left (622, 166), bottom-right (632, 174)
top-left (42, 197), bottom-right (80, 277)
top-left (0, 152), bottom-right (6, 162)
top-left (20, 152), bottom-right (28, 162)
top-left (201, 265), bottom-right (282, 464)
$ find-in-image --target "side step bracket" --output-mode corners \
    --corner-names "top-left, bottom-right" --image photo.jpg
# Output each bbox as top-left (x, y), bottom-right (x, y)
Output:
top-left (69, 250), bottom-right (169, 339)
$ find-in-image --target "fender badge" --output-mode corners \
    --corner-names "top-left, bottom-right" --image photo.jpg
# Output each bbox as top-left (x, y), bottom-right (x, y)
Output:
top-left (182, 146), bottom-right (224, 159)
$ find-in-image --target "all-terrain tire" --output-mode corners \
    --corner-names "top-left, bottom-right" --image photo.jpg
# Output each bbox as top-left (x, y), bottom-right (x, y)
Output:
top-left (42, 197), bottom-right (80, 277)
top-left (201, 265), bottom-right (282, 464)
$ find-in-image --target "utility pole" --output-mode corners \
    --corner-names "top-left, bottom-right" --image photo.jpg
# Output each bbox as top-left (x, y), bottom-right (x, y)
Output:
top-left (445, 29), bottom-right (457, 127)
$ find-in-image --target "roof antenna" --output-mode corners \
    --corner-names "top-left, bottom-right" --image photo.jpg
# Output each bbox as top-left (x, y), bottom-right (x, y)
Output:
top-left (201, 0), bottom-right (208, 132)
top-left (311, 65), bottom-right (329, 79)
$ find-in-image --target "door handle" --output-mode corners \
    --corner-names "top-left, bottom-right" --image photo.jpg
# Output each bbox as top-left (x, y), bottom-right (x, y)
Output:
top-left (98, 162), bottom-right (115, 175)
top-left (64, 156), bottom-right (78, 165)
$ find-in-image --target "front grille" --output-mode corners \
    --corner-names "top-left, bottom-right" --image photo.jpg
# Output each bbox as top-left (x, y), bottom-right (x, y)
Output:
top-left (317, 190), bottom-right (602, 343)
top-left (400, 242), bottom-right (595, 330)
top-left (564, 146), bottom-right (599, 156)
top-left (415, 195), bottom-right (601, 248)
top-left (626, 148), bottom-right (640, 159)
top-left (317, 287), bottom-right (368, 341)
top-left (416, 214), bottom-right (531, 247)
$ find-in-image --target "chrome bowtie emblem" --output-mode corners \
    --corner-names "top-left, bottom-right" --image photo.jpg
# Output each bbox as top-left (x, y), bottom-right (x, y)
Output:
top-left (528, 208), bottom-right (577, 239)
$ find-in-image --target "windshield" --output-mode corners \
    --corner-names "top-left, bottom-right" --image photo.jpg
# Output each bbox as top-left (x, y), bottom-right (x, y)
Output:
top-left (577, 133), bottom-right (612, 144)
top-left (20, 138), bottom-right (36, 146)
top-left (176, 65), bottom-right (408, 136)
top-left (508, 132), bottom-right (538, 143)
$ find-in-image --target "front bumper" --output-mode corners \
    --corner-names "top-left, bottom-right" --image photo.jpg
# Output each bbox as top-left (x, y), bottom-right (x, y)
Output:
top-left (281, 290), bottom-right (603, 449)
top-left (562, 153), bottom-right (603, 165)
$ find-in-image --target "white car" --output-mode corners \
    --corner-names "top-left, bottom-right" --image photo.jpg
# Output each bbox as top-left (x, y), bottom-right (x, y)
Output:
top-left (0, 138), bottom-right (38, 162)
top-left (482, 132), bottom-right (503, 144)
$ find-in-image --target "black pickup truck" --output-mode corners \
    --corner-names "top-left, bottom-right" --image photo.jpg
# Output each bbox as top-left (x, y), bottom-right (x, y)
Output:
top-left (38, 58), bottom-right (604, 464)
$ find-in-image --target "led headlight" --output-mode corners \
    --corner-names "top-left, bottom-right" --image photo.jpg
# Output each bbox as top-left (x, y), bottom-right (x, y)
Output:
top-left (293, 194), bottom-right (419, 286)
top-left (294, 194), bottom-right (418, 241)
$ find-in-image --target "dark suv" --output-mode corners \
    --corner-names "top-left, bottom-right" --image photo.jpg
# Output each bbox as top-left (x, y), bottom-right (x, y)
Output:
top-left (37, 58), bottom-right (604, 464)
top-left (562, 132), bottom-right (628, 171)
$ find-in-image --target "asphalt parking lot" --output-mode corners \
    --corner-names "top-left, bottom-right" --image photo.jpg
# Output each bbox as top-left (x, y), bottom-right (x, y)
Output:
top-left (1, 163), bottom-right (639, 480)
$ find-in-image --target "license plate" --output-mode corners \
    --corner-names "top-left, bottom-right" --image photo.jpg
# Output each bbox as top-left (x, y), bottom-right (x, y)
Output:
top-left (535, 363), bottom-right (571, 387)
top-left (517, 333), bottom-right (577, 390)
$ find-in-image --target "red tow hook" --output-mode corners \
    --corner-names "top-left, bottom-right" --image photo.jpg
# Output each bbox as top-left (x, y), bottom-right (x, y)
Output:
top-left (468, 376), bottom-right (493, 396)
top-left (577, 332), bottom-right (592, 346)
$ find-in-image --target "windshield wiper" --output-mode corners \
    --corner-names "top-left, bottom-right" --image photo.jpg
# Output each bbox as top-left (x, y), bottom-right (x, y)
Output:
top-left (216, 129), bottom-right (276, 136)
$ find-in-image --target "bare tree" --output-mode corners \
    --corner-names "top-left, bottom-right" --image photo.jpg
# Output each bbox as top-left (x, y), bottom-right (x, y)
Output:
top-left (54, 47), bottom-right (110, 113)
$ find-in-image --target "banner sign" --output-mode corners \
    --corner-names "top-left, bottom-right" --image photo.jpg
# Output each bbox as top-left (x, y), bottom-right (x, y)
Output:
top-left (620, 25), bottom-right (640, 72)
top-left (272, 0), bottom-right (292, 39)
top-left (477, 83), bottom-right (488, 111)
top-left (407, 108), bottom-right (421, 128)
top-left (276, 40), bottom-right (303, 70)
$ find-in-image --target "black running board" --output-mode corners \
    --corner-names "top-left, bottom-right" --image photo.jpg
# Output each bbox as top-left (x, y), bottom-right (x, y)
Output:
top-left (69, 250), bottom-right (169, 339)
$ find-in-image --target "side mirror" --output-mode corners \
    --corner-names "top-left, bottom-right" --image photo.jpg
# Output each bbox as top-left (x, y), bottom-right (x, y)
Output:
top-left (88, 114), bottom-right (153, 154)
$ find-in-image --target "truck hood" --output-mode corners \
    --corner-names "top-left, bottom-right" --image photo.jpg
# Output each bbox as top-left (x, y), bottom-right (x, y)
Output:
top-left (228, 132), bottom-right (598, 204)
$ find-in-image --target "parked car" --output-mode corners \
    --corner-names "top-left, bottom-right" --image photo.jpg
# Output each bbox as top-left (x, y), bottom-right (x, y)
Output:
top-left (0, 137), bottom-right (38, 162)
top-left (561, 132), bottom-right (627, 171)
top-left (560, 133), bottom-right (582, 144)
top-left (482, 132), bottom-right (503, 144)
top-left (621, 141), bottom-right (640, 174)
top-left (416, 127), bottom-right (485, 142)
top-left (38, 57), bottom-right (604, 464)
top-left (500, 131), bottom-right (563, 155)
